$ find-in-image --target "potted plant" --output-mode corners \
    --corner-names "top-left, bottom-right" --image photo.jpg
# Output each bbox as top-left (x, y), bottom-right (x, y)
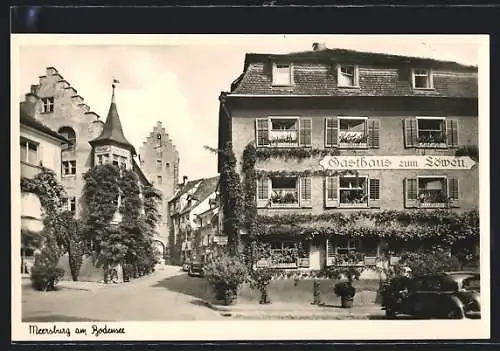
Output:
top-left (333, 269), bottom-right (358, 308)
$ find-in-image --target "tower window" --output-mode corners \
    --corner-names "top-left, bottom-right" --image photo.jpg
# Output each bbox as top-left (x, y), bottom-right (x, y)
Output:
top-left (58, 127), bottom-right (76, 151)
top-left (62, 160), bottom-right (77, 176)
top-left (156, 160), bottom-right (162, 169)
top-left (157, 176), bottom-right (163, 185)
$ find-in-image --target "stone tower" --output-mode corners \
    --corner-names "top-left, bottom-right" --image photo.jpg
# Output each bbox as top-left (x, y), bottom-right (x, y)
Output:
top-left (138, 121), bottom-right (179, 253)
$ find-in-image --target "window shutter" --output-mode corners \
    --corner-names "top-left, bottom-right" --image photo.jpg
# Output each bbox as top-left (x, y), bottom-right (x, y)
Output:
top-left (299, 118), bottom-right (312, 147)
top-left (445, 119), bottom-right (459, 147)
top-left (255, 118), bottom-right (269, 147)
top-left (325, 176), bottom-right (339, 208)
top-left (326, 239), bottom-right (335, 266)
top-left (404, 178), bottom-right (418, 208)
top-left (369, 178), bottom-right (380, 208)
top-left (256, 177), bottom-right (270, 208)
top-left (368, 119), bottom-right (381, 148)
top-left (404, 118), bottom-right (418, 148)
top-left (325, 117), bottom-right (339, 147)
top-left (300, 177), bottom-right (312, 208)
top-left (447, 177), bottom-right (460, 208)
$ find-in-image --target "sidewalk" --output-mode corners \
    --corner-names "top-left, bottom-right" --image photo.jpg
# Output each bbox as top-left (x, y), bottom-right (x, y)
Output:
top-left (203, 300), bottom-right (384, 319)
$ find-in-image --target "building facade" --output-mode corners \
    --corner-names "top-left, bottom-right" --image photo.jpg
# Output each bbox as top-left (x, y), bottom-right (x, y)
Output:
top-left (167, 176), bottom-right (220, 265)
top-left (20, 100), bottom-right (69, 272)
top-left (218, 44), bottom-right (479, 273)
top-left (138, 121), bottom-right (180, 256)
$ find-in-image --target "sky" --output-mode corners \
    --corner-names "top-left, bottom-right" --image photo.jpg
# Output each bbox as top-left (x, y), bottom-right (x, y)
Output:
top-left (14, 35), bottom-right (483, 180)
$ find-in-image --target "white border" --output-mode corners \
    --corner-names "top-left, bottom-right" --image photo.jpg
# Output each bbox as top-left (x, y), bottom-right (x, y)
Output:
top-left (11, 34), bottom-right (490, 342)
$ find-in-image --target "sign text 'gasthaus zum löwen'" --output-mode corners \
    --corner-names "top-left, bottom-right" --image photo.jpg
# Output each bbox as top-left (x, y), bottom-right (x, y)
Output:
top-left (319, 156), bottom-right (476, 171)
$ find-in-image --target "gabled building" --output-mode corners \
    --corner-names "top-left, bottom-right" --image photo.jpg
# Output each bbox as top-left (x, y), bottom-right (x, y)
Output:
top-left (167, 176), bottom-right (220, 264)
top-left (218, 44), bottom-right (479, 274)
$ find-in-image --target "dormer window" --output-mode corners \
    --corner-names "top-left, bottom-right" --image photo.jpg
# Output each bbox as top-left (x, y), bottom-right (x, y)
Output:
top-left (337, 65), bottom-right (359, 87)
top-left (412, 68), bottom-right (433, 89)
top-left (272, 63), bottom-right (293, 86)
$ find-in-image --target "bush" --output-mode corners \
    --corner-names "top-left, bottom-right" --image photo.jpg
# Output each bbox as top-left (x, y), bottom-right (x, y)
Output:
top-left (204, 253), bottom-right (248, 305)
top-left (248, 267), bottom-right (274, 304)
top-left (30, 247), bottom-right (64, 291)
top-left (334, 281), bottom-right (356, 299)
top-left (319, 266), bottom-right (362, 280)
top-left (396, 251), bottom-right (462, 276)
top-left (68, 239), bottom-right (83, 281)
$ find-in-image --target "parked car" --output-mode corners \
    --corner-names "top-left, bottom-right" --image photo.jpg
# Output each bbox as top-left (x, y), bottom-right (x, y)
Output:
top-left (380, 273), bottom-right (481, 319)
top-left (445, 271), bottom-right (480, 291)
top-left (182, 262), bottom-right (190, 272)
top-left (188, 261), bottom-right (205, 277)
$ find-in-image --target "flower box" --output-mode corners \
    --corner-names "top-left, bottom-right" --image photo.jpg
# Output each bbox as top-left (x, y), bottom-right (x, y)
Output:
top-left (298, 258), bottom-right (310, 268)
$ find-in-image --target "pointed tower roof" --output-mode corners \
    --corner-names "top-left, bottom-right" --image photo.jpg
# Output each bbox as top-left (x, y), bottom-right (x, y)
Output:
top-left (89, 82), bottom-right (136, 155)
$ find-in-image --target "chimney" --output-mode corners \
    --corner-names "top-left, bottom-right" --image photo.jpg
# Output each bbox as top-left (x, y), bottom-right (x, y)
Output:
top-left (312, 42), bottom-right (327, 51)
top-left (183, 176), bottom-right (188, 186)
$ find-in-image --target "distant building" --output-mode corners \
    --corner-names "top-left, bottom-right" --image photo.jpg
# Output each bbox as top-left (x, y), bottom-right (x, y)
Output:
top-left (167, 176), bottom-right (220, 265)
top-left (138, 121), bottom-right (180, 256)
top-left (218, 44), bottom-right (479, 274)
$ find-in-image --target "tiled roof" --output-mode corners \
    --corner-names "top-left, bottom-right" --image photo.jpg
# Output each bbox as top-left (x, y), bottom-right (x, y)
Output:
top-left (169, 179), bottom-right (202, 203)
top-left (178, 176), bottom-right (219, 215)
top-left (20, 102), bottom-right (69, 143)
top-left (231, 48), bottom-right (477, 98)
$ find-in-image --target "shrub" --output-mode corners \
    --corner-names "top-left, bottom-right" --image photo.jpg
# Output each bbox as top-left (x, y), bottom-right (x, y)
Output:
top-left (30, 247), bottom-right (65, 291)
top-left (68, 239), bottom-right (83, 281)
top-left (334, 281), bottom-right (356, 299)
top-left (204, 252), bottom-right (248, 305)
top-left (318, 266), bottom-right (362, 280)
top-left (248, 267), bottom-right (274, 304)
top-left (396, 251), bottom-right (462, 276)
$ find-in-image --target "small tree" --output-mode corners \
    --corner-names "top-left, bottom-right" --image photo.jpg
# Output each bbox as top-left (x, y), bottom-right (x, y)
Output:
top-left (30, 239), bottom-right (64, 291)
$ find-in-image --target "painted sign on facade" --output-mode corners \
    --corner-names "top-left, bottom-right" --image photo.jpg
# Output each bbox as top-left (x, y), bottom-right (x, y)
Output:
top-left (320, 155), bottom-right (476, 171)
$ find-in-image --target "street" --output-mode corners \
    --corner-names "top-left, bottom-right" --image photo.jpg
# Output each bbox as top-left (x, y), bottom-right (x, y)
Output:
top-left (22, 266), bottom-right (224, 322)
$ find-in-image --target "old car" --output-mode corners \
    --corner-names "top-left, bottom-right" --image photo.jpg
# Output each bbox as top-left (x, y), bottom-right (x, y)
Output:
top-left (188, 261), bottom-right (205, 277)
top-left (445, 271), bottom-right (480, 291)
top-left (380, 273), bottom-right (481, 319)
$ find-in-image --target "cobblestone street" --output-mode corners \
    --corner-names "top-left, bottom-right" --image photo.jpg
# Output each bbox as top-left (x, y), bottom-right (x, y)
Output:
top-left (22, 266), bottom-right (223, 322)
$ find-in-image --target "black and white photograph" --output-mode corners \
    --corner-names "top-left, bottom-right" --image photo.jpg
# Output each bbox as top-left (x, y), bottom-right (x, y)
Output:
top-left (11, 34), bottom-right (489, 341)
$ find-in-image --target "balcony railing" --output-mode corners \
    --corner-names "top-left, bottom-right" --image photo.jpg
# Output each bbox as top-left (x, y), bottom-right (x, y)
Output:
top-left (21, 161), bottom-right (43, 179)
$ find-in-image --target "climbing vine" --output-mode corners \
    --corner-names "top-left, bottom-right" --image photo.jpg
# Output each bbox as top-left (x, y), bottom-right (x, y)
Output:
top-left (219, 142), bottom-right (244, 254)
top-left (455, 144), bottom-right (479, 162)
top-left (236, 141), bottom-right (479, 255)
top-left (82, 164), bottom-right (160, 281)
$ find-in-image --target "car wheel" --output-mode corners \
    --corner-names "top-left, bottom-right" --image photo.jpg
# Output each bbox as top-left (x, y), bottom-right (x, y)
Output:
top-left (385, 309), bottom-right (396, 319)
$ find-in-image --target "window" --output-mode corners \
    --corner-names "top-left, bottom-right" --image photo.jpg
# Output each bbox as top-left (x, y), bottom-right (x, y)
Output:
top-left (166, 162), bottom-right (170, 167)
top-left (270, 177), bottom-right (299, 208)
top-left (97, 154), bottom-right (103, 165)
top-left (112, 154), bottom-right (119, 166)
top-left (404, 117), bottom-right (458, 148)
top-left (119, 156), bottom-right (127, 169)
top-left (326, 238), bottom-right (360, 266)
top-left (325, 117), bottom-right (380, 148)
top-left (20, 137), bottom-right (38, 165)
top-left (58, 127), bottom-right (76, 151)
top-left (156, 160), bottom-right (162, 169)
top-left (337, 65), bottom-right (359, 87)
top-left (255, 117), bottom-right (311, 148)
top-left (67, 197), bottom-right (76, 213)
top-left (405, 176), bottom-right (459, 208)
top-left (325, 176), bottom-right (380, 208)
top-left (257, 176), bottom-right (311, 208)
top-left (157, 176), bottom-right (163, 185)
top-left (272, 63), bottom-right (292, 86)
top-left (412, 68), bottom-right (433, 89)
top-left (41, 97), bottom-right (54, 113)
top-left (62, 160), bottom-right (76, 176)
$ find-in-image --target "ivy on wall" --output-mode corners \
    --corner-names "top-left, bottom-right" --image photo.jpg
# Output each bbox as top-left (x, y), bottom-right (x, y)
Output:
top-left (455, 144), bottom-right (479, 162)
top-left (235, 141), bottom-right (479, 252)
top-left (82, 164), bottom-right (161, 279)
